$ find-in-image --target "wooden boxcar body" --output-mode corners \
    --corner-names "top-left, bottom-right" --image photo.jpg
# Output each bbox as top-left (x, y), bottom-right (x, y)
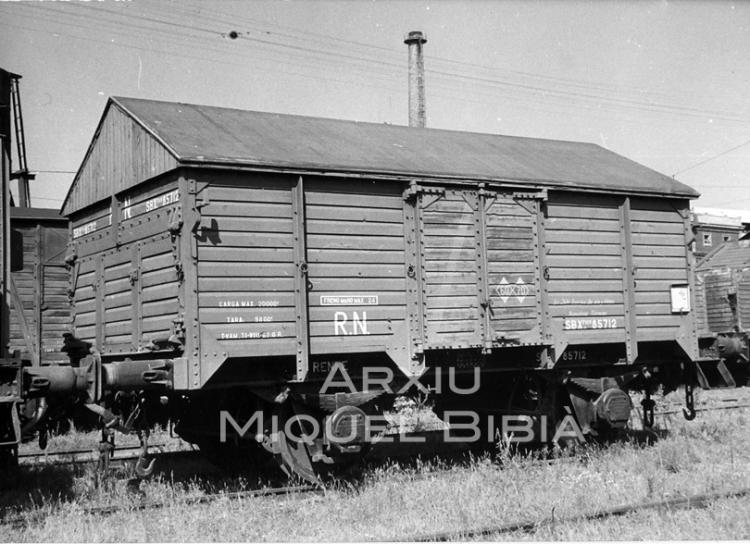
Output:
top-left (60, 97), bottom-right (701, 474)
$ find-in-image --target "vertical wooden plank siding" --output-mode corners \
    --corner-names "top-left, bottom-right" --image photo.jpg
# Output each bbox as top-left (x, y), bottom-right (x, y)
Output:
top-left (64, 104), bottom-right (178, 216)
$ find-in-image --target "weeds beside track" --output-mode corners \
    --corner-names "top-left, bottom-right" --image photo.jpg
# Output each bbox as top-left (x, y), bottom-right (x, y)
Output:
top-left (1, 484), bottom-right (322, 529)
top-left (406, 486), bottom-right (750, 541)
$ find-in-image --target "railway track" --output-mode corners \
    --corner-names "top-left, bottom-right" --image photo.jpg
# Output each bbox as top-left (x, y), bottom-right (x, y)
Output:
top-left (1, 484), bottom-right (323, 529)
top-left (17, 399), bottom-right (750, 469)
top-left (654, 401), bottom-right (750, 417)
top-left (5, 400), bottom-right (749, 534)
top-left (406, 486), bottom-right (750, 541)
top-left (18, 443), bottom-right (187, 468)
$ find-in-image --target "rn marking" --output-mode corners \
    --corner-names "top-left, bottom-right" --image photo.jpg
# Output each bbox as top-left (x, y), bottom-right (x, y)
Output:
top-left (334, 311), bottom-right (369, 336)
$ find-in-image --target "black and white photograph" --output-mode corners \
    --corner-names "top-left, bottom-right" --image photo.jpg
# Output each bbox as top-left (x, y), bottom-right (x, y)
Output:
top-left (0, 0), bottom-right (749, 541)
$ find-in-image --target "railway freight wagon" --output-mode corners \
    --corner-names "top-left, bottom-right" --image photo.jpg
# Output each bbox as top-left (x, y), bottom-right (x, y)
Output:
top-left (693, 241), bottom-right (750, 387)
top-left (59, 97), bottom-right (700, 481)
top-left (7, 207), bottom-right (71, 367)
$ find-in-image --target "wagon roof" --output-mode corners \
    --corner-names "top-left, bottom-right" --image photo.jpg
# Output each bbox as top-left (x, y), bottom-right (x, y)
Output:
top-left (63, 96), bottom-right (698, 214)
top-left (697, 241), bottom-right (750, 271)
top-left (10, 207), bottom-right (67, 222)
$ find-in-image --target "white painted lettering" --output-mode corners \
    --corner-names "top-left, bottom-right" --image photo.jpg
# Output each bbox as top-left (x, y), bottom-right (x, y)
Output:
top-left (353, 311), bottom-right (368, 335)
top-left (334, 311), bottom-right (348, 335)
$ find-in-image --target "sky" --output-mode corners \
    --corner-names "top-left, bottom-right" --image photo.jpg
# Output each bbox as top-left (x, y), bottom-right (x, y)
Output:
top-left (0, 0), bottom-right (749, 214)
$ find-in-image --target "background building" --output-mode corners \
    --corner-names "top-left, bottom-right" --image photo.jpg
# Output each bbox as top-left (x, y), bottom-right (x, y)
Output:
top-left (691, 206), bottom-right (749, 259)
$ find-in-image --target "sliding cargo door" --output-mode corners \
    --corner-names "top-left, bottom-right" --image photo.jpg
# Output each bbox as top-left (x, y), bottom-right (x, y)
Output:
top-left (416, 187), bottom-right (541, 351)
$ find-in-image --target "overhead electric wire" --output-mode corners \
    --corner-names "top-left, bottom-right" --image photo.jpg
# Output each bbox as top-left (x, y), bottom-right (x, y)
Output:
top-left (5, 0), bottom-right (749, 155)
top-left (5, 3), bottom-right (748, 142)
top-left (8, 3), bottom-right (411, 90)
top-left (672, 138), bottom-right (750, 176)
top-left (0, 5), bottom-right (689, 128)
top-left (3, 2), bottom-right (748, 211)
top-left (5, 0), bottom-right (750, 188)
top-left (41, 1), bottom-right (750, 125)
top-left (0, 17), bottom-right (409, 100)
top-left (172, 0), bottom-right (750, 116)
top-left (172, 0), bottom-right (708, 104)
top-left (7, 2), bottom-right (750, 128)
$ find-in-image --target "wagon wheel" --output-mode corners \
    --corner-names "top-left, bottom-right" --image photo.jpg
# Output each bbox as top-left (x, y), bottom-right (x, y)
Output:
top-left (272, 402), bottom-right (322, 486)
top-left (501, 373), bottom-right (552, 446)
top-left (506, 373), bottom-right (544, 415)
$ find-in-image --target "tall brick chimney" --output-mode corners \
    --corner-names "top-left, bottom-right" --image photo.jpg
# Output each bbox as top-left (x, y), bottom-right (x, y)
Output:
top-left (404, 31), bottom-right (427, 128)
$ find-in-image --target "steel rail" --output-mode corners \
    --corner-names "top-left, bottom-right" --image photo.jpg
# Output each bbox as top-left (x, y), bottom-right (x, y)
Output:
top-left (17, 443), bottom-right (179, 468)
top-left (405, 486), bottom-right (750, 542)
top-left (654, 401), bottom-right (750, 418)
top-left (19, 443), bottom-right (152, 460)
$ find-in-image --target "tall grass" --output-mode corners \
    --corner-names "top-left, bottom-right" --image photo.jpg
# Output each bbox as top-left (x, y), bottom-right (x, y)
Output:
top-left (3, 395), bottom-right (750, 541)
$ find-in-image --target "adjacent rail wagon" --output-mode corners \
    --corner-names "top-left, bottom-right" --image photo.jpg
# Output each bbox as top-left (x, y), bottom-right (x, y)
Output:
top-left (7, 207), bottom-right (71, 367)
top-left (53, 97), bottom-right (702, 481)
top-left (694, 241), bottom-right (750, 387)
